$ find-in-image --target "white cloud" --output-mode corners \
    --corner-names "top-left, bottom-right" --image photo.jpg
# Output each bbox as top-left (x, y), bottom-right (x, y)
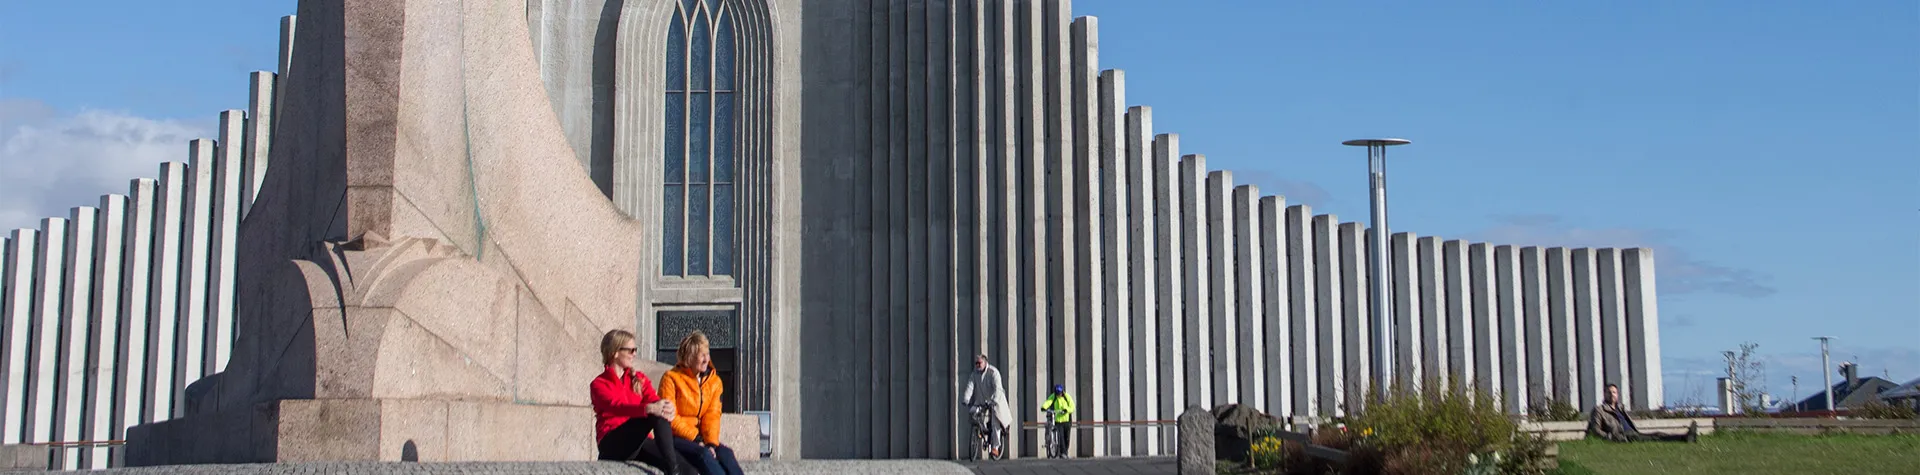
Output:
top-left (1467, 215), bottom-right (1776, 298)
top-left (1235, 170), bottom-right (1334, 208)
top-left (0, 99), bottom-right (208, 232)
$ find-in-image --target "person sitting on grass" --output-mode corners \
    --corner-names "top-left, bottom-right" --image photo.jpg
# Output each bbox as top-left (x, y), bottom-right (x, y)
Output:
top-left (1587, 383), bottom-right (1698, 443)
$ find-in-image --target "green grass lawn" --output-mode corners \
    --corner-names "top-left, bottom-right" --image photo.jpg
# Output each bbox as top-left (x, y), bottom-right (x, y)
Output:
top-left (1556, 430), bottom-right (1920, 474)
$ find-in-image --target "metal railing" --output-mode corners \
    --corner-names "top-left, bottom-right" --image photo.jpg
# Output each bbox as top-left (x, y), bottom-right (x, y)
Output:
top-left (1017, 419), bottom-right (1181, 456)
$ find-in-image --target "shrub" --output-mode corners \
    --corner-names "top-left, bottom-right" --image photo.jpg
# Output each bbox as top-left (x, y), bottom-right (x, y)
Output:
top-left (1258, 376), bottom-right (1560, 474)
top-left (1854, 399), bottom-right (1919, 420)
top-left (1347, 378), bottom-right (1515, 457)
top-left (1495, 431), bottom-right (1553, 475)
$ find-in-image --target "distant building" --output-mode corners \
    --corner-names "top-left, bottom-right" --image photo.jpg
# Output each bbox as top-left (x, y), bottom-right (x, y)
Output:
top-left (1876, 377), bottom-right (1920, 411)
top-left (1787, 362), bottom-right (1900, 412)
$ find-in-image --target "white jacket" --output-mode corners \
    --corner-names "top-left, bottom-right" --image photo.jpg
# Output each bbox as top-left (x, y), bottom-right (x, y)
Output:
top-left (962, 365), bottom-right (1013, 429)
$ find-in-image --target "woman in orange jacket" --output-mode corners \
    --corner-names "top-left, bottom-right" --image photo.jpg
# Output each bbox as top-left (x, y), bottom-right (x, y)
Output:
top-left (656, 331), bottom-right (744, 475)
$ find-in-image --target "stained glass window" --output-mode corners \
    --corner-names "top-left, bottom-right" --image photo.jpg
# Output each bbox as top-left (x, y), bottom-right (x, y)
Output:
top-left (663, 0), bottom-right (737, 278)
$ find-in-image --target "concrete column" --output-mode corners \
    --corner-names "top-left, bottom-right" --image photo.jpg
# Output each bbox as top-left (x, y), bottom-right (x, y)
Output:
top-left (210, 112), bottom-right (244, 376)
top-left (1467, 243), bottom-right (1499, 399)
top-left (1286, 206), bottom-right (1318, 418)
top-left (1441, 240), bottom-right (1473, 390)
top-left (1068, 14), bottom-right (1102, 457)
top-left (1390, 233), bottom-right (1420, 390)
top-left (242, 72), bottom-right (276, 217)
top-left (28, 218), bottom-right (68, 445)
top-left (1545, 248), bottom-right (1576, 404)
top-left (903, 0), bottom-right (928, 457)
top-left (1039, 4), bottom-right (1074, 446)
top-left (1494, 245), bottom-right (1526, 413)
top-left (59, 206), bottom-right (102, 469)
top-left (1144, 120), bottom-right (1177, 455)
top-left (1338, 223), bottom-right (1368, 409)
top-left (1177, 153), bottom-right (1211, 409)
top-left (83, 196), bottom-right (128, 469)
top-left (1229, 183), bottom-right (1262, 408)
top-left (1205, 172), bottom-right (1238, 403)
top-left (1570, 248), bottom-right (1602, 409)
top-left (1519, 247), bottom-right (1552, 407)
top-left (147, 163), bottom-right (187, 424)
top-left (1, 229), bottom-right (36, 443)
top-left (1018, 0), bottom-right (1050, 456)
top-left (175, 140), bottom-right (217, 414)
top-left (1622, 249), bottom-right (1662, 410)
top-left (112, 180), bottom-right (157, 466)
top-left (932, 0), bottom-right (957, 456)
top-left (1596, 249), bottom-right (1629, 407)
top-left (990, 0), bottom-right (1021, 458)
top-left (1258, 198), bottom-right (1290, 416)
top-left (1098, 70), bottom-right (1134, 455)
top-left (962, 0), bottom-right (990, 458)
top-left (277, 15), bottom-right (297, 91)
top-left (1312, 215), bottom-right (1343, 417)
top-left (1416, 237), bottom-right (1446, 389)
top-left (861, 0), bottom-right (890, 458)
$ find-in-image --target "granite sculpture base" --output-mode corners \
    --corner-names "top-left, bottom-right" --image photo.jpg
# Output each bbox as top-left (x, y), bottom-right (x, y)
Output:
top-left (126, 398), bottom-right (591, 465)
top-left (125, 235), bottom-right (606, 465)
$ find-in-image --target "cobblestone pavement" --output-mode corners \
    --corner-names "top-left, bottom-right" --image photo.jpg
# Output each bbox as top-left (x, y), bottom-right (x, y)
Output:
top-left (962, 456), bottom-right (1176, 475)
top-left (66, 460), bottom-right (973, 474)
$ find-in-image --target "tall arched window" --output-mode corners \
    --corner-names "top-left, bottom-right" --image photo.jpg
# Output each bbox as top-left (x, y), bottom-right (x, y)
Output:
top-left (663, 0), bottom-right (736, 277)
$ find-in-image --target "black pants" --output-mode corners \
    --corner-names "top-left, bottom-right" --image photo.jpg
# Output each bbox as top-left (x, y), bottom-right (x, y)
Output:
top-left (1051, 421), bottom-right (1072, 455)
top-left (599, 416), bottom-right (698, 474)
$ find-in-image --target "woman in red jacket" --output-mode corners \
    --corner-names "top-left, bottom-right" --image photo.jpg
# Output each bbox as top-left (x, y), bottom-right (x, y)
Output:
top-left (592, 329), bottom-right (696, 474)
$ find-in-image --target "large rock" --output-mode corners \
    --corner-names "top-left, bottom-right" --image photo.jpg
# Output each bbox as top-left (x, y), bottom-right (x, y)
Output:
top-left (1211, 403), bottom-right (1279, 464)
top-left (1177, 405), bottom-right (1216, 475)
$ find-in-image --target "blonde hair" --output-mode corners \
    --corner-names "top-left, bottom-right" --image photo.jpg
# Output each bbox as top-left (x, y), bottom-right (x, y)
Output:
top-left (675, 331), bottom-right (710, 370)
top-left (600, 330), bottom-right (646, 394)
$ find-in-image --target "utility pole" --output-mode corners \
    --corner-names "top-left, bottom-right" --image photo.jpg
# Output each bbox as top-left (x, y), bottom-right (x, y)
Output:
top-left (1814, 336), bottom-right (1835, 414)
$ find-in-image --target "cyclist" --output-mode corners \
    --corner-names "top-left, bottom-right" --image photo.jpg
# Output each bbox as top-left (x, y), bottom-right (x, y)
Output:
top-left (961, 354), bottom-right (1011, 459)
top-left (1041, 383), bottom-right (1075, 458)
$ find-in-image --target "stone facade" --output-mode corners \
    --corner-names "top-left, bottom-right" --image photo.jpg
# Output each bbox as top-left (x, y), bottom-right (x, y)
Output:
top-left (0, 0), bottom-right (1665, 467)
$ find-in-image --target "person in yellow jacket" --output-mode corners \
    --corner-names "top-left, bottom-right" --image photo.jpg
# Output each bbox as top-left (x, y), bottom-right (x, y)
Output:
top-left (1041, 384), bottom-right (1075, 458)
top-left (656, 331), bottom-right (743, 475)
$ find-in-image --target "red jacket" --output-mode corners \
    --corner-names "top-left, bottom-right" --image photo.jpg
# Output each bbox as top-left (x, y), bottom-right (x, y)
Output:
top-left (591, 365), bottom-right (663, 442)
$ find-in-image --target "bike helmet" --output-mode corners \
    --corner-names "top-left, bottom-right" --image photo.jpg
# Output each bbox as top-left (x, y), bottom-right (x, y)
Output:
top-left (1053, 384), bottom-right (1065, 393)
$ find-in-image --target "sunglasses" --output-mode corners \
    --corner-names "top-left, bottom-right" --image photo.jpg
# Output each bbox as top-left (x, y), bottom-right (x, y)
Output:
top-left (617, 347), bottom-right (638, 354)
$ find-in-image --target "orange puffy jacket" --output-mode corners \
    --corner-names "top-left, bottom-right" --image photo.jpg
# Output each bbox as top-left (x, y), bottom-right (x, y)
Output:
top-left (657, 365), bottom-right (725, 445)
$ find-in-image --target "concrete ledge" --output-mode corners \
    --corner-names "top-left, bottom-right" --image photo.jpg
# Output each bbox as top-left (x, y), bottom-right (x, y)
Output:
top-left (127, 399), bottom-right (592, 466)
top-left (1518, 418), bottom-right (1715, 442)
top-left (0, 444), bottom-right (50, 470)
top-left (720, 414), bottom-right (762, 461)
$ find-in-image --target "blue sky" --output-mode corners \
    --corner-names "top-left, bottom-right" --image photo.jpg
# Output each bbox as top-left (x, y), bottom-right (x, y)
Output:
top-left (2, 1), bottom-right (1915, 407)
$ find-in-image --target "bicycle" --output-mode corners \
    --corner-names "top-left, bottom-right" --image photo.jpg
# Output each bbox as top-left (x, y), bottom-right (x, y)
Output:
top-left (968, 404), bottom-right (1006, 461)
top-left (1042, 408), bottom-right (1067, 459)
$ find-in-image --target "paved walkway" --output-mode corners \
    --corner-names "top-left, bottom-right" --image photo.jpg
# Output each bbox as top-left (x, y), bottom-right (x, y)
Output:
top-left (961, 456), bottom-right (1176, 475)
top-left (69, 460), bottom-right (974, 475)
top-left (63, 458), bottom-right (1176, 474)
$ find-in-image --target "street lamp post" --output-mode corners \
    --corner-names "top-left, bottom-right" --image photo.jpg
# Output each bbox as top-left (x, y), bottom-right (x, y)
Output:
top-left (1814, 336), bottom-right (1835, 414)
top-left (1343, 138), bottom-right (1410, 399)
